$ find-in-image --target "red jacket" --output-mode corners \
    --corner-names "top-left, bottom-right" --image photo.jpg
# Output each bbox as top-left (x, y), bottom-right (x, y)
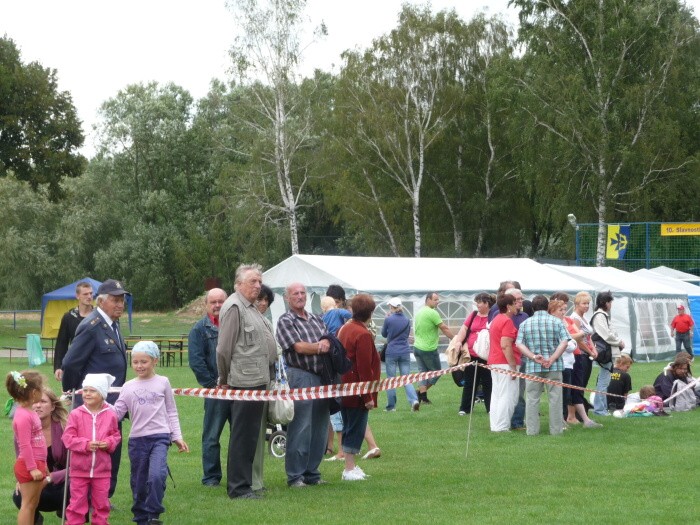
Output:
top-left (338, 320), bottom-right (381, 409)
top-left (62, 404), bottom-right (120, 479)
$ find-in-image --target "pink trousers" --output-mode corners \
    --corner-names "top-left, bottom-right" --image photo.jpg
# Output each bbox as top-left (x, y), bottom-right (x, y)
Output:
top-left (65, 476), bottom-right (110, 525)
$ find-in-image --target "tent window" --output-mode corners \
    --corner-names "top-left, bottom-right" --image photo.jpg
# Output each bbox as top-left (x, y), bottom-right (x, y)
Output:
top-left (436, 301), bottom-right (471, 334)
top-left (635, 299), bottom-right (673, 351)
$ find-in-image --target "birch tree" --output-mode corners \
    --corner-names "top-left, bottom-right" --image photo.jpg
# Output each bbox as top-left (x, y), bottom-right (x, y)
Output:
top-left (513, 0), bottom-right (698, 265)
top-left (227, 0), bottom-right (323, 254)
top-left (452, 14), bottom-right (517, 256)
top-left (335, 5), bottom-right (461, 257)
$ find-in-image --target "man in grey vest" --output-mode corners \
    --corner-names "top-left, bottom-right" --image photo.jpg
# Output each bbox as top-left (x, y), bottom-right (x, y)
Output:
top-left (216, 264), bottom-right (277, 499)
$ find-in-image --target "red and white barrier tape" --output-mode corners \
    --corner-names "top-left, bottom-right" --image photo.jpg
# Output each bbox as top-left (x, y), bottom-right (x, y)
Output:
top-left (473, 362), bottom-right (625, 399)
top-left (68, 361), bottom-right (632, 401)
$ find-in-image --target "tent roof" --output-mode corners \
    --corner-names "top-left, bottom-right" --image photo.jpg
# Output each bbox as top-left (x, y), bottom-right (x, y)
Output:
top-left (546, 264), bottom-right (685, 296)
top-left (263, 255), bottom-right (594, 295)
top-left (41, 278), bottom-right (103, 306)
top-left (40, 277), bottom-right (133, 334)
top-left (648, 265), bottom-right (700, 283)
top-left (632, 269), bottom-right (700, 296)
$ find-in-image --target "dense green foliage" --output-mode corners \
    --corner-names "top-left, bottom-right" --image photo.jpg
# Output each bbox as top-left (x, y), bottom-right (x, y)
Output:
top-left (0, 1), bottom-right (698, 309)
top-left (0, 37), bottom-right (85, 200)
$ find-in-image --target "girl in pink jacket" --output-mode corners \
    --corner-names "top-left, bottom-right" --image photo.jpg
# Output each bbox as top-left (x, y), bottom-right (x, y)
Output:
top-left (62, 374), bottom-right (121, 525)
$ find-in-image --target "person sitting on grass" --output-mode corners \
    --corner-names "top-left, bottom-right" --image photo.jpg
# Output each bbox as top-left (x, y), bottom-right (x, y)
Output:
top-left (613, 385), bottom-right (665, 418)
top-left (653, 352), bottom-right (694, 401)
top-left (607, 354), bottom-right (633, 411)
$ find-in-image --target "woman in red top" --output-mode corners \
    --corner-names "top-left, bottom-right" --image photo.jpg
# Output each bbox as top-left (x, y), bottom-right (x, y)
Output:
top-left (337, 294), bottom-right (381, 481)
top-left (454, 292), bottom-right (495, 415)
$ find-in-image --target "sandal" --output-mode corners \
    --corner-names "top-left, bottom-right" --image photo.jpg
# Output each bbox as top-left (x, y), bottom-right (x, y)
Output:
top-left (325, 447), bottom-right (334, 456)
top-left (362, 447), bottom-right (381, 460)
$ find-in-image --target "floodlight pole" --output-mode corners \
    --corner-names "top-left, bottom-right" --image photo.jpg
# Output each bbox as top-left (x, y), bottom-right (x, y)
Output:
top-left (575, 225), bottom-right (580, 266)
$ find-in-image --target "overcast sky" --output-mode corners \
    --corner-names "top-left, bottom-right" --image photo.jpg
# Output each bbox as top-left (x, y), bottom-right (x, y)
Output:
top-left (1, 1), bottom-right (697, 157)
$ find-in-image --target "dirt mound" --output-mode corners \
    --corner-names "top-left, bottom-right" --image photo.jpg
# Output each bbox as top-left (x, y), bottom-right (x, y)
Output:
top-left (176, 293), bottom-right (207, 318)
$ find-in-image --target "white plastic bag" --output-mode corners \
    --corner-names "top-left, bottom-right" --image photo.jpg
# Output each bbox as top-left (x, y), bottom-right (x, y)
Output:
top-left (473, 323), bottom-right (491, 360)
top-left (268, 356), bottom-right (294, 425)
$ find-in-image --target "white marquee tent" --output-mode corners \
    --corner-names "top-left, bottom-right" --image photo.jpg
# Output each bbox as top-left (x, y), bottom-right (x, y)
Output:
top-left (263, 255), bottom-right (595, 344)
top-left (633, 268), bottom-right (700, 354)
top-left (546, 264), bottom-right (687, 361)
top-left (261, 255), bottom-right (690, 361)
top-left (647, 265), bottom-right (700, 285)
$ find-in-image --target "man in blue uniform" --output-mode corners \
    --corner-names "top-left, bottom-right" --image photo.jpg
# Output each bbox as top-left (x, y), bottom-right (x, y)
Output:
top-left (62, 278), bottom-right (130, 498)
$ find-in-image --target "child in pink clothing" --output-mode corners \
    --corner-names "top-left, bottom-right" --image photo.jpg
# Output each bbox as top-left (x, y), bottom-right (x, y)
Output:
top-left (62, 374), bottom-right (121, 525)
top-left (6, 370), bottom-right (47, 525)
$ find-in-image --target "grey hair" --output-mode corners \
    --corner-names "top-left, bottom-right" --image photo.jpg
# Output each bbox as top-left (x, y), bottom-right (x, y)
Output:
top-left (505, 288), bottom-right (522, 298)
top-left (96, 293), bottom-right (108, 305)
top-left (235, 263), bottom-right (263, 284)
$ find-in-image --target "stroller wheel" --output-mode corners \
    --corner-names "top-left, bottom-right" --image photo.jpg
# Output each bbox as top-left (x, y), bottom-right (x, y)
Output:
top-left (269, 430), bottom-right (286, 458)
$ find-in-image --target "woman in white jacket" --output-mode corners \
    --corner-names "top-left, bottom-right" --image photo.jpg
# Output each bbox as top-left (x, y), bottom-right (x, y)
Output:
top-left (590, 292), bottom-right (626, 416)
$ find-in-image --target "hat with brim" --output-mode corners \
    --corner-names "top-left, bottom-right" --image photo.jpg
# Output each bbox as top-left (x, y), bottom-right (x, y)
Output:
top-left (97, 279), bottom-right (130, 296)
top-left (388, 297), bottom-right (402, 307)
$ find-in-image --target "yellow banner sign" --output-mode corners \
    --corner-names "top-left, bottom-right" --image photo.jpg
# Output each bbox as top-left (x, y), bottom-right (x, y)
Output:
top-left (660, 223), bottom-right (700, 236)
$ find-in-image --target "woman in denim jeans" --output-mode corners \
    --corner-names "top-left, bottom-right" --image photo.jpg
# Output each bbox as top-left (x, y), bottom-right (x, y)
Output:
top-left (381, 298), bottom-right (420, 412)
top-left (338, 294), bottom-right (381, 481)
top-left (591, 291), bottom-right (626, 416)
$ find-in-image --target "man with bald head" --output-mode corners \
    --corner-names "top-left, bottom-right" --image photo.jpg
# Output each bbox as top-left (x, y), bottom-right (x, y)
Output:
top-left (188, 287), bottom-right (229, 487)
top-left (276, 282), bottom-right (331, 487)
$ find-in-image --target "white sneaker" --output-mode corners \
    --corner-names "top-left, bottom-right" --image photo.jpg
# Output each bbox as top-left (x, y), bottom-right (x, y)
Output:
top-left (341, 467), bottom-right (366, 481)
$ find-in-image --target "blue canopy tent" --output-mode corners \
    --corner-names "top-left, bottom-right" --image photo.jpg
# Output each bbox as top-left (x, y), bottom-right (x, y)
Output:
top-left (40, 278), bottom-right (133, 338)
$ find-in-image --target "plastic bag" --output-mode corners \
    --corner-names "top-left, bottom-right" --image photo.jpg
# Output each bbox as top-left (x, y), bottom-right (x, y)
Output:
top-left (268, 356), bottom-right (294, 425)
top-left (26, 334), bottom-right (46, 367)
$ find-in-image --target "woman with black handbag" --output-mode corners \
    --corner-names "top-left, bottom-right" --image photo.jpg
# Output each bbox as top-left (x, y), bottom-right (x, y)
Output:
top-left (590, 291), bottom-right (627, 416)
top-left (454, 293), bottom-right (494, 416)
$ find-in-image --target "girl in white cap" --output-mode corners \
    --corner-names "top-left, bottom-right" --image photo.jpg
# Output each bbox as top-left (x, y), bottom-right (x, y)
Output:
top-left (62, 373), bottom-right (121, 525)
top-left (114, 341), bottom-right (188, 525)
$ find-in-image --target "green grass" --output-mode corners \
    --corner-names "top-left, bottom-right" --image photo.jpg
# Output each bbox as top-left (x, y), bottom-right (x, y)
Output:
top-left (1, 314), bottom-right (699, 524)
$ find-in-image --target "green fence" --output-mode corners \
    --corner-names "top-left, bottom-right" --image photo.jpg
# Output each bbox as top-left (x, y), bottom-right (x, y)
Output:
top-left (576, 222), bottom-right (700, 273)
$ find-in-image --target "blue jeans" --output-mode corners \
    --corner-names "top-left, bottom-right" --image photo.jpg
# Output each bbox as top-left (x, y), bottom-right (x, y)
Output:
top-left (594, 364), bottom-right (612, 415)
top-left (128, 433), bottom-right (170, 525)
top-left (413, 349), bottom-right (441, 388)
top-left (676, 332), bottom-right (692, 354)
top-left (340, 407), bottom-right (369, 455)
top-left (201, 398), bottom-right (232, 485)
top-left (285, 367), bottom-right (330, 485)
top-left (385, 353), bottom-right (418, 409)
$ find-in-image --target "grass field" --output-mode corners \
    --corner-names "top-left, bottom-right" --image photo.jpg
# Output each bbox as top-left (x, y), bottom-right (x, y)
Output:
top-left (1, 313), bottom-right (698, 524)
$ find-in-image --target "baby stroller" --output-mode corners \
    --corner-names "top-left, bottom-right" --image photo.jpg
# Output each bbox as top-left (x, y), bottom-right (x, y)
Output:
top-left (266, 355), bottom-right (290, 458)
top-left (266, 423), bottom-right (287, 458)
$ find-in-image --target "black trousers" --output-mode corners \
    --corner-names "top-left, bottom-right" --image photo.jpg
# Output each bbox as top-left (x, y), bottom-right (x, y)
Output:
top-left (460, 357), bottom-right (492, 413)
top-left (226, 384), bottom-right (266, 498)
